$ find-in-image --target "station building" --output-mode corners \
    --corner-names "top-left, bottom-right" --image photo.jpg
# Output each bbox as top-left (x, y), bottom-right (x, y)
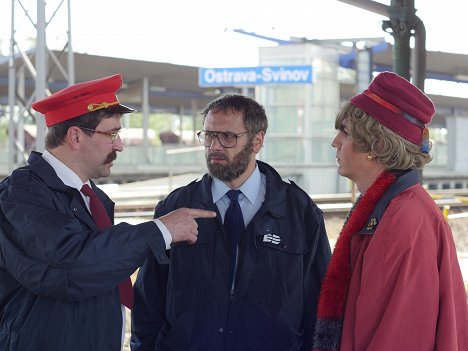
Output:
top-left (1, 42), bottom-right (468, 194)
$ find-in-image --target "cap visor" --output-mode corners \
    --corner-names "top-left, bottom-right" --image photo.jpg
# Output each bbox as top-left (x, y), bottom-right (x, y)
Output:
top-left (107, 103), bottom-right (136, 114)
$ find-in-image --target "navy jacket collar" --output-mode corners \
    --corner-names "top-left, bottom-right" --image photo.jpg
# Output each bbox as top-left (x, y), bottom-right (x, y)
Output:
top-left (193, 160), bottom-right (288, 220)
top-left (28, 151), bottom-right (75, 192)
top-left (359, 170), bottom-right (421, 234)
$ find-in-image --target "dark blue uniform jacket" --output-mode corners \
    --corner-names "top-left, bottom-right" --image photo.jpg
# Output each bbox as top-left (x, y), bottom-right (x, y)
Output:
top-left (131, 161), bottom-right (331, 351)
top-left (0, 152), bottom-right (168, 351)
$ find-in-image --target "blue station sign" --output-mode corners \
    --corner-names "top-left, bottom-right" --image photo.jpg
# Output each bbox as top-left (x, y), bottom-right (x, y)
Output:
top-left (199, 65), bottom-right (313, 87)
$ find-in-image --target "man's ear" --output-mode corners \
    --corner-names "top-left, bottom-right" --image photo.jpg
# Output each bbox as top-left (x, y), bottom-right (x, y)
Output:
top-left (252, 131), bottom-right (265, 154)
top-left (66, 126), bottom-right (82, 150)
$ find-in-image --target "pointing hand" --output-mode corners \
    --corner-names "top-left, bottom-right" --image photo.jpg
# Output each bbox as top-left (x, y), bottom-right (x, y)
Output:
top-left (158, 208), bottom-right (216, 244)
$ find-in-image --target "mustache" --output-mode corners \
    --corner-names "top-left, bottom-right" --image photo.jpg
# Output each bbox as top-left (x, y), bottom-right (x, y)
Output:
top-left (207, 152), bottom-right (227, 160)
top-left (104, 151), bottom-right (117, 164)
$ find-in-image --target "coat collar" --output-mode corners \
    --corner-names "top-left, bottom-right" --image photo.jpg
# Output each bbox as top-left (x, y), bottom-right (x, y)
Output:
top-left (359, 169), bottom-right (421, 234)
top-left (26, 151), bottom-right (114, 223)
top-left (28, 151), bottom-right (76, 192)
top-left (257, 160), bottom-right (288, 211)
top-left (193, 160), bottom-right (288, 220)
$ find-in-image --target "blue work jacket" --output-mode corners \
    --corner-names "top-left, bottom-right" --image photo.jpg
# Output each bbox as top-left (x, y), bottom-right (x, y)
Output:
top-left (131, 161), bottom-right (331, 351)
top-left (0, 152), bottom-right (168, 351)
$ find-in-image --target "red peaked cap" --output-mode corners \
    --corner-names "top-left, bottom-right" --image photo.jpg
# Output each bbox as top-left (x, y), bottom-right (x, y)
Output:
top-left (350, 71), bottom-right (435, 144)
top-left (32, 74), bottom-right (135, 127)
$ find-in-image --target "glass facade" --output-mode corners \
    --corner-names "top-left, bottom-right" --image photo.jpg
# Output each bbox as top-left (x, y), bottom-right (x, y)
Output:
top-left (256, 44), bottom-right (342, 193)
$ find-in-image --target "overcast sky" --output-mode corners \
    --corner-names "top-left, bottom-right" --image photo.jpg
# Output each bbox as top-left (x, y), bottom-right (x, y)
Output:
top-left (1, 0), bottom-right (467, 68)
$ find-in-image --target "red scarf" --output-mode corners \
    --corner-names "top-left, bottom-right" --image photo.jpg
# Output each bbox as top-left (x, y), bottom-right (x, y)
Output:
top-left (313, 171), bottom-right (396, 351)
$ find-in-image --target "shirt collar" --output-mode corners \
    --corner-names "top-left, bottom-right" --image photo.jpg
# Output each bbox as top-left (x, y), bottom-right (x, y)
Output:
top-left (42, 149), bottom-right (89, 190)
top-left (211, 164), bottom-right (261, 205)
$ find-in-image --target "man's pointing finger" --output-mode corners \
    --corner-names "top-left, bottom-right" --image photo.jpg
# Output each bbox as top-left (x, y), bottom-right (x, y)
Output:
top-left (187, 208), bottom-right (217, 219)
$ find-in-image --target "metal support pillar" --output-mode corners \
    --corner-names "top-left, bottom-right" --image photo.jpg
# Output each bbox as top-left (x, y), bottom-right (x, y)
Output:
top-left (179, 106), bottom-right (184, 142)
top-left (412, 16), bottom-right (426, 90)
top-left (338, 0), bottom-right (427, 90)
top-left (142, 77), bottom-right (150, 163)
top-left (356, 48), bottom-right (373, 91)
top-left (67, 0), bottom-right (75, 85)
top-left (8, 0), bottom-right (16, 173)
top-left (35, 0), bottom-right (47, 151)
top-left (382, 0), bottom-right (415, 80)
top-left (7, 0), bottom-right (75, 172)
top-left (191, 98), bottom-right (198, 144)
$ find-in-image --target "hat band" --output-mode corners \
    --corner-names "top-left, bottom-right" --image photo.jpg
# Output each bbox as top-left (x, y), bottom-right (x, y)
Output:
top-left (363, 90), bottom-right (425, 129)
top-left (87, 100), bottom-right (120, 112)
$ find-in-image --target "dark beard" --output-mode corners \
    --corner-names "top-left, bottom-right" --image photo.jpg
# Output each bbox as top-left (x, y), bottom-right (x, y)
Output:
top-left (206, 141), bottom-right (253, 182)
top-left (104, 150), bottom-right (117, 164)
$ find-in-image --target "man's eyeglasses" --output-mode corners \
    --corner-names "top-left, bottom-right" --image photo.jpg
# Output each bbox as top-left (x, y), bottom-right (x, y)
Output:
top-left (197, 130), bottom-right (248, 148)
top-left (79, 127), bottom-right (121, 143)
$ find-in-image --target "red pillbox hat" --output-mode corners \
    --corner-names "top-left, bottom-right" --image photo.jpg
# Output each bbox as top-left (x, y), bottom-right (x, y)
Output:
top-left (32, 74), bottom-right (135, 127)
top-left (350, 71), bottom-right (435, 144)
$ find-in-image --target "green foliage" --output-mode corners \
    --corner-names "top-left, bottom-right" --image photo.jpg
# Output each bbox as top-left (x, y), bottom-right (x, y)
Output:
top-left (126, 112), bottom-right (169, 130)
top-left (0, 118), bottom-right (7, 144)
top-left (123, 112), bottom-right (203, 145)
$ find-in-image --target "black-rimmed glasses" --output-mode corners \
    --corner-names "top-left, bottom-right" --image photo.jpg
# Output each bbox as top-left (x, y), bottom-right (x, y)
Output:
top-left (79, 127), bottom-right (121, 143)
top-left (197, 130), bottom-right (248, 148)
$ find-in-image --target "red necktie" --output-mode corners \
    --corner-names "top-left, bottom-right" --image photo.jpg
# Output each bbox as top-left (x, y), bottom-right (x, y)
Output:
top-left (81, 184), bottom-right (134, 309)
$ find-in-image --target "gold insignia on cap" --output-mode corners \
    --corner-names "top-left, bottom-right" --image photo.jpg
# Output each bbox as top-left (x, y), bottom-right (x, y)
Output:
top-left (366, 218), bottom-right (378, 230)
top-left (87, 101), bottom-right (120, 111)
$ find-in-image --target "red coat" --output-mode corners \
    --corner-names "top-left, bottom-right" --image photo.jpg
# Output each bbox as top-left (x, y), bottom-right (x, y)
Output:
top-left (341, 184), bottom-right (468, 350)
